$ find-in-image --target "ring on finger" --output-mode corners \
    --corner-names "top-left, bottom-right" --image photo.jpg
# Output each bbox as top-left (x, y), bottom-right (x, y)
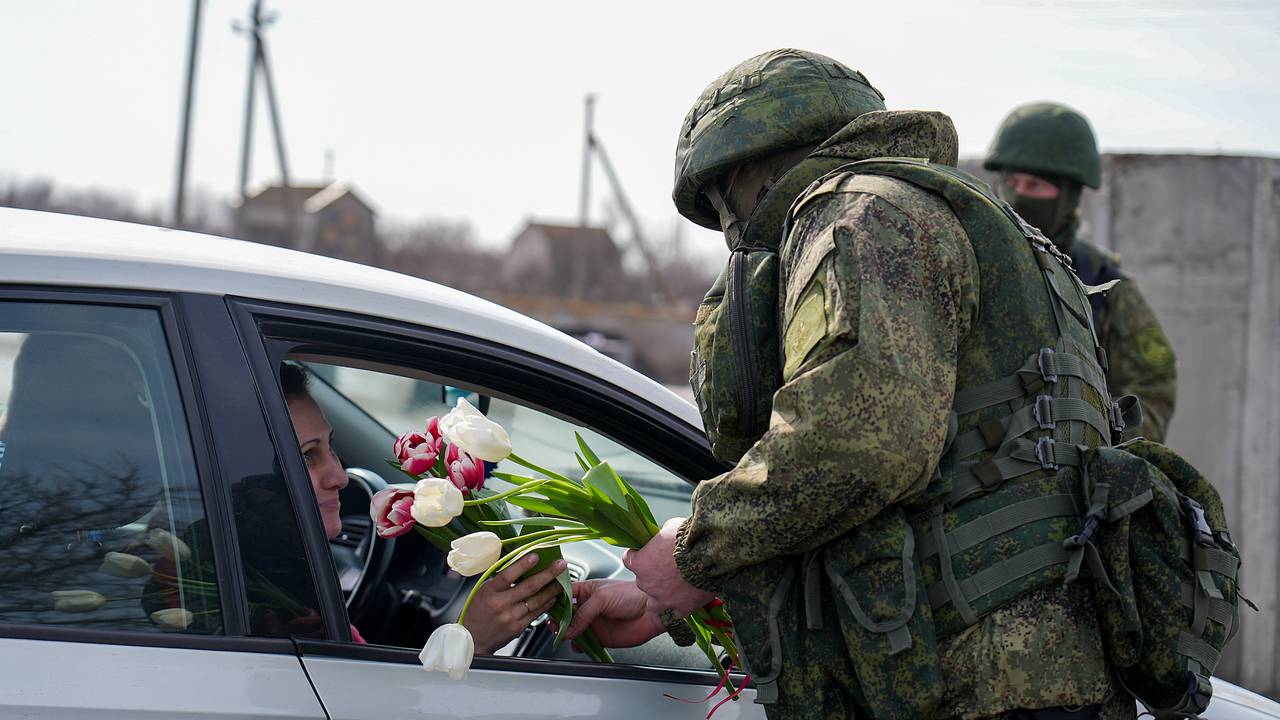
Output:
top-left (523, 600), bottom-right (532, 615)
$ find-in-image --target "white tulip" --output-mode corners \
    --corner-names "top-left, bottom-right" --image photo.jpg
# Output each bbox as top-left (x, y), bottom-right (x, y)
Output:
top-left (439, 398), bottom-right (512, 462)
top-left (419, 623), bottom-right (475, 681)
top-left (411, 477), bottom-right (464, 527)
top-left (51, 590), bottom-right (106, 613)
top-left (146, 528), bottom-right (192, 562)
top-left (447, 532), bottom-right (503, 577)
top-left (99, 551), bottom-right (152, 578)
top-left (150, 608), bottom-right (194, 630)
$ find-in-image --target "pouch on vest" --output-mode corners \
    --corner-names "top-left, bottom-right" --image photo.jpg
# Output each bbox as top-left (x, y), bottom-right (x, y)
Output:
top-left (825, 507), bottom-right (945, 720)
top-left (717, 508), bottom-right (944, 719)
top-left (1078, 439), bottom-right (1249, 719)
top-left (690, 249), bottom-right (781, 463)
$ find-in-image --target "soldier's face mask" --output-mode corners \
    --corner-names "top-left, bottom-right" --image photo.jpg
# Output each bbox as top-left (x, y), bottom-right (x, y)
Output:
top-left (998, 173), bottom-right (1081, 246)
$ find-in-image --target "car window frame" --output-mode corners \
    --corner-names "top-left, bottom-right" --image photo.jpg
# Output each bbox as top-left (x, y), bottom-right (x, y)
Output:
top-left (0, 286), bottom-right (297, 654)
top-left (228, 297), bottom-right (735, 686)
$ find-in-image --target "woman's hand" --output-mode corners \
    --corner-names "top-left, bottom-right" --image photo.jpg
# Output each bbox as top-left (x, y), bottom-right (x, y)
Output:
top-left (462, 553), bottom-right (566, 655)
top-left (565, 579), bottom-right (664, 648)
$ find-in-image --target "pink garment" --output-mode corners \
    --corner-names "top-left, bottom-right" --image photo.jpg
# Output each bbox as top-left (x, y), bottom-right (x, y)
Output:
top-left (350, 624), bottom-right (367, 644)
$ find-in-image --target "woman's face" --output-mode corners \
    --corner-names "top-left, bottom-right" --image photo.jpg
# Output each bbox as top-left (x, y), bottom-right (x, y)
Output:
top-left (287, 394), bottom-right (349, 539)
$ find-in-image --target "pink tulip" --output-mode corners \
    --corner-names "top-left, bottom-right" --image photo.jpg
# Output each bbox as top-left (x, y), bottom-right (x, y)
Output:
top-left (446, 444), bottom-right (485, 494)
top-left (395, 423), bottom-right (443, 477)
top-left (369, 486), bottom-right (417, 538)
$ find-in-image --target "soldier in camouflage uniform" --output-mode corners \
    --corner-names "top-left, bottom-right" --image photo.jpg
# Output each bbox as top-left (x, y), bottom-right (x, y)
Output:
top-left (567, 50), bottom-right (1132, 720)
top-left (984, 103), bottom-right (1177, 441)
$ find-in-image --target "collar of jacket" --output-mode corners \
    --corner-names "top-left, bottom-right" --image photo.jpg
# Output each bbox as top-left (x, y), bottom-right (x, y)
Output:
top-left (734, 110), bottom-right (960, 253)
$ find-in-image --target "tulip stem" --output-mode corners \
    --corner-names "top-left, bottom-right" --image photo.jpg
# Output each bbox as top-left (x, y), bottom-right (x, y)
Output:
top-left (506, 453), bottom-right (578, 486)
top-left (463, 478), bottom-right (548, 506)
top-left (499, 527), bottom-right (586, 547)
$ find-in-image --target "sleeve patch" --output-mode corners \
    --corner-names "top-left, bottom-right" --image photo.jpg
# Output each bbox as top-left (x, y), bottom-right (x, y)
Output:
top-left (1135, 325), bottom-right (1175, 372)
top-left (783, 284), bottom-right (827, 380)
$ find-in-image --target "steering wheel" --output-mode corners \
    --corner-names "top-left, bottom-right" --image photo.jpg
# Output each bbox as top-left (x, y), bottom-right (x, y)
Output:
top-left (329, 467), bottom-right (395, 622)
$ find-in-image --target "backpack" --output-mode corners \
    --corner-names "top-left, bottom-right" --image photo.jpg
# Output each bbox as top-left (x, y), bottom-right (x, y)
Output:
top-left (1080, 439), bottom-right (1251, 718)
top-left (690, 249), bottom-right (780, 463)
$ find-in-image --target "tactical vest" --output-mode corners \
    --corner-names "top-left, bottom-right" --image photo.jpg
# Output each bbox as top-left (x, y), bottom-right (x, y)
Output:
top-left (841, 159), bottom-right (1126, 640)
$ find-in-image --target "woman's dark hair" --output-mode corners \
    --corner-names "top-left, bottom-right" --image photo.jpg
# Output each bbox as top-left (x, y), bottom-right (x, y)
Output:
top-left (280, 362), bottom-right (311, 401)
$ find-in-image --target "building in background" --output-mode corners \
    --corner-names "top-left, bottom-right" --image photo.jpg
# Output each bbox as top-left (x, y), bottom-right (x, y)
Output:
top-left (236, 182), bottom-right (378, 266)
top-left (500, 222), bottom-right (629, 302)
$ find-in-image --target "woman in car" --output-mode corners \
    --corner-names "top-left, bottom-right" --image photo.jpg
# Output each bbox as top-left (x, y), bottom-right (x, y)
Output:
top-left (281, 363), bottom-right (563, 653)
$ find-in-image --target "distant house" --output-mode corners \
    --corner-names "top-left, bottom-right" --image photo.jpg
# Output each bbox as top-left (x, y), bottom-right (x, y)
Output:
top-left (501, 222), bottom-right (631, 301)
top-left (236, 182), bottom-right (378, 266)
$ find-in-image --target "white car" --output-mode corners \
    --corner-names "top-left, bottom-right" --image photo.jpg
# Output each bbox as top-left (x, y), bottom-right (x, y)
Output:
top-left (0, 208), bottom-right (1274, 720)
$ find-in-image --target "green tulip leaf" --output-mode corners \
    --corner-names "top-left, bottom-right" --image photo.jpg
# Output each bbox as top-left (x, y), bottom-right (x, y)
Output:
top-left (574, 433), bottom-right (603, 468)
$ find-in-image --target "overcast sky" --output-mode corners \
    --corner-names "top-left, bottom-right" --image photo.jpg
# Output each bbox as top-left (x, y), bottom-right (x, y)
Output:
top-left (2, 0), bottom-right (1277, 257)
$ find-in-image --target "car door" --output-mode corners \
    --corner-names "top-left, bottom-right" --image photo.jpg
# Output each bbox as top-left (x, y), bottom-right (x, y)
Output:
top-left (0, 289), bottom-right (326, 719)
top-left (229, 297), bottom-right (767, 720)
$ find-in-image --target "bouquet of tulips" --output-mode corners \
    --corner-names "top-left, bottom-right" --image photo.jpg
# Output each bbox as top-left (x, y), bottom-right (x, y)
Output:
top-left (374, 398), bottom-right (739, 694)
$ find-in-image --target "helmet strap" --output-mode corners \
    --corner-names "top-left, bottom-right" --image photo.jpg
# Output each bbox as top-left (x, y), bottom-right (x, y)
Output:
top-left (704, 183), bottom-right (745, 251)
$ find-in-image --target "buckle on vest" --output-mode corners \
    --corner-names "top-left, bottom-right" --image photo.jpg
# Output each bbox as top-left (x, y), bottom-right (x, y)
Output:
top-left (1109, 401), bottom-right (1125, 435)
top-left (1037, 347), bottom-right (1059, 384)
top-left (1182, 497), bottom-right (1215, 547)
top-left (1034, 436), bottom-right (1059, 470)
top-left (1034, 395), bottom-right (1056, 430)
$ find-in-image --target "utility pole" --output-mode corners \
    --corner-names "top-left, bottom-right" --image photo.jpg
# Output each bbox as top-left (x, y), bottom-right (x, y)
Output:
top-left (172, 0), bottom-right (203, 229)
top-left (234, 1), bottom-right (295, 245)
top-left (578, 94), bottom-right (595, 226)
top-left (236, 0), bottom-right (263, 204)
top-left (577, 95), bottom-right (671, 303)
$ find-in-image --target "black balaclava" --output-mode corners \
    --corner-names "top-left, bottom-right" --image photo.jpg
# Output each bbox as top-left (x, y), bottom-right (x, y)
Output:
top-left (998, 173), bottom-right (1083, 253)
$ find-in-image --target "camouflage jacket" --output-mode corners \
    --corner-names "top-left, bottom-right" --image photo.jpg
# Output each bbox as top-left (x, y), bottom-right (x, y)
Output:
top-left (674, 112), bottom-right (1118, 718)
top-left (1067, 235), bottom-right (1178, 442)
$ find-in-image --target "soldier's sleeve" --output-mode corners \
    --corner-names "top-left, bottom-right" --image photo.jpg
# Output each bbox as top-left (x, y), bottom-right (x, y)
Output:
top-left (673, 179), bottom-right (980, 591)
top-left (1098, 279), bottom-right (1177, 442)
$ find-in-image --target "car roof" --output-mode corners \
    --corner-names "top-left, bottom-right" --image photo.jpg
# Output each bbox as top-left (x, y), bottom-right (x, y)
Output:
top-left (0, 208), bottom-right (701, 429)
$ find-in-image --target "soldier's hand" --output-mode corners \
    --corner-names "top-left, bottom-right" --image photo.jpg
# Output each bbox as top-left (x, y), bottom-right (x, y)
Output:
top-left (623, 517), bottom-right (715, 617)
top-left (565, 579), bottom-right (663, 648)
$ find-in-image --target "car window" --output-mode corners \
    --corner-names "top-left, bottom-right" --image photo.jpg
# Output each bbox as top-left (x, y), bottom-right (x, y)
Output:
top-left (0, 302), bottom-right (220, 634)
top-left (312, 364), bottom-right (694, 523)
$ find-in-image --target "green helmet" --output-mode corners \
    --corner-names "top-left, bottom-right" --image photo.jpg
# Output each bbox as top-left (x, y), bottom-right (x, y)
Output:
top-left (673, 49), bottom-right (887, 232)
top-left (983, 102), bottom-right (1102, 189)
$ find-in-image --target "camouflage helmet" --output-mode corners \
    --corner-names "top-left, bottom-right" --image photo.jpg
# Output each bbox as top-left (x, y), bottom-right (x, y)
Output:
top-left (983, 102), bottom-right (1102, 189)
top-left (673, 49), bottom-right (887, 231)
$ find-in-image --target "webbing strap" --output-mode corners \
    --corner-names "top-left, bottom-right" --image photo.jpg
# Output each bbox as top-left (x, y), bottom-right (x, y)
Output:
top-left (928, 541), bottom-right (1069, 612)
top-left (750, 562), bottom-right (797, 700)
top-left (1177, 632), bottom-right (1222, 674)
top-left (1045, 269), bottom-right (1093, 332)
top-left (918, 494), bottom-right (1079, 561)
top-left (953, 375), bottom-right (1026, 416)
top-left (932, 511), bottom-right (979, 626)
top-left (949, 439), bottom-right (1085, 503)
top-left (1183, 582), bottom-right (1235, 635)
top-left (951, 348), bottom-right (1109, 419)
top-left (1194, 546), bottom-right (1240, 581)
top-left (1006, 437), bottom-right (1085, 469)
top-left (825, 528), bottom-right (920, 641)
top-left (949, 397), bottom-right (1112, 462)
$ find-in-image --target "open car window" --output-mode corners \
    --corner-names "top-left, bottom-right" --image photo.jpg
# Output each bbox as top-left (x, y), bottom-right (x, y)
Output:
top-left (291, 358), bottom-right (713, 671)
top-left (310, 363), bottom-right (695, 525)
